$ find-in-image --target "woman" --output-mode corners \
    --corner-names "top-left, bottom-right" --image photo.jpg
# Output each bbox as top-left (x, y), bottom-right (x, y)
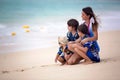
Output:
top-left (67, 7), bottom-right (100, 64)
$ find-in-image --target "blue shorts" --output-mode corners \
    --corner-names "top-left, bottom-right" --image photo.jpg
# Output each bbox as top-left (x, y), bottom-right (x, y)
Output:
top-left (87, 50), bottom-right (100, 62)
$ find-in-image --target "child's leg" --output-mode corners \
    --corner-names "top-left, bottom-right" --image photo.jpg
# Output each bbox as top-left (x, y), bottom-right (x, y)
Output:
top-left (64, 53), bottom-right (72, 61)
top-left (57, 56), bottom-right (66, 65)
top-left (74, 48), bottom-right (93, 64)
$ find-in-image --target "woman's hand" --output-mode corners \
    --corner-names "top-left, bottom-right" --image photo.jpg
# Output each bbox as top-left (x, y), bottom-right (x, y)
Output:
top-left (68, 41), bottom-right (75, 44)
top-left (81, 38), bottom-right (89, 45)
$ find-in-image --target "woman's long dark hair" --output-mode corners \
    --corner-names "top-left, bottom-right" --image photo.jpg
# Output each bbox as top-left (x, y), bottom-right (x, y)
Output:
top-left (82, 7), bottom-right (99, 31)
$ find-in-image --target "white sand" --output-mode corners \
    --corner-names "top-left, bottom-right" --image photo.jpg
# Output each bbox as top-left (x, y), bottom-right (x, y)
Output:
top-left (0, 30), bottom-right (120, 80)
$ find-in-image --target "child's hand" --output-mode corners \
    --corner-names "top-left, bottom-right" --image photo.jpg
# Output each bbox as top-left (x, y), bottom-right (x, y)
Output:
top-left (55, 58), bottom-right (57, 63)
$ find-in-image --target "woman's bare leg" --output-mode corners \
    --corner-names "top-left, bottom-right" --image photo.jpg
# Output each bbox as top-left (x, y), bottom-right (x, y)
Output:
top-left (67, 53), bottom-right (83, 65)
top-left (74, 48), bottom-right (93, 64)
top-left (67, 43), bottom-right (84, 65)
top-left (68, 43), bottom-right (80, 52)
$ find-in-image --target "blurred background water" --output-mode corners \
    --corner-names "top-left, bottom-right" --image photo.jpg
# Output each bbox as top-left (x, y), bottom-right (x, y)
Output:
top-left (0, 0), bottom-right (120, 53)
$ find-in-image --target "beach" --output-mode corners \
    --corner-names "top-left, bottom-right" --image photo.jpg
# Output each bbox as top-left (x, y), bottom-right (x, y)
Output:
top-left (0, 0), bottom-right (120, 80)
top-left (0, 30), bottom-right (120, 80)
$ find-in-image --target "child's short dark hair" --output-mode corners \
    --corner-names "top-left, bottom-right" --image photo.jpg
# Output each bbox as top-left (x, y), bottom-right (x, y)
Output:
top-left (78, 23), bottom-right (88, 34)
top-left (67, 19), bottom-right (79, 31)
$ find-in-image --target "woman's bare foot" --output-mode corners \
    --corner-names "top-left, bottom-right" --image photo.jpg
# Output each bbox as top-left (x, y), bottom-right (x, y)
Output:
top-left (82, 60), bottom-right (93, 64)
top-left (60, 62), bottom-right (66, 66)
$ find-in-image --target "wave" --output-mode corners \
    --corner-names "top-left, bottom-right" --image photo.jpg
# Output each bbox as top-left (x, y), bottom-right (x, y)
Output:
top-left (0, 24), bottom-right (7, 29)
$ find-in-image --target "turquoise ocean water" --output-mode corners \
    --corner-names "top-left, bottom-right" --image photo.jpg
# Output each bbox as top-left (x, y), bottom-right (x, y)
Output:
top-left (0, 0), bottom-right (120, 53)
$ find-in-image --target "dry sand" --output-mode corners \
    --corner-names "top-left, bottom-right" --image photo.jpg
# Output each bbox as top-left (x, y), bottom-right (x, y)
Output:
top-left (0, 30), bottom-right (120, 80)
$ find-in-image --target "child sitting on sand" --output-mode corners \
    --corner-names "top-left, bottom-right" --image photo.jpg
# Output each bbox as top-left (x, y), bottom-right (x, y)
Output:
top-left (55, 36), bottom-right (73, 65)
top-left (55, 19), bottom-right (79, 65)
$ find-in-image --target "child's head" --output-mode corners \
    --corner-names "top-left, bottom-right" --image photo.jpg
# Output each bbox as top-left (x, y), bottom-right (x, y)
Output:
top-left (58, 36), bottom-right (68, 47)
top-left (77, 24), bottom-right (88, 37)
top-left (67, 19), bottom-right (79, 32)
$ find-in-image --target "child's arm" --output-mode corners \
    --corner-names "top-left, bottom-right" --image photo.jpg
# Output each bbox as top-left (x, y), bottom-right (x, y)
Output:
top-left (81, 28), bottom-right (98, 44)
top-left (68, 37), bottom-right (81, 44)
top-left (75, 37), bottom-right (81, 43)
top-left (55, 54), bottom-right (59, 63)
top-left (55, 47), bottom-right (62, 63)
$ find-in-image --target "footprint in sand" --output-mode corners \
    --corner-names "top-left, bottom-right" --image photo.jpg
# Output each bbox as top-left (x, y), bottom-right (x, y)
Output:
top-left (1, 66), bottom-right (37, 74)
top-left (16, 69), bottom-right (25, 72)
top-left (1, 65), bottom-right (57, 74)
top-left (40, 65), bottom-right (49, 67)
top-left (15, 66), bottom-right (37, 72)
top-left (1, 71), bottom-right (10, 74)
top-left (40, 64), bottom-right (59, 67)
top-left (101, 57), bottom-right (119, 63)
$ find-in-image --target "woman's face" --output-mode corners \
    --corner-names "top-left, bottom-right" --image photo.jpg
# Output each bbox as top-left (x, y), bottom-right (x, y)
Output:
top-left (81, 11), bottom-right (90, 20)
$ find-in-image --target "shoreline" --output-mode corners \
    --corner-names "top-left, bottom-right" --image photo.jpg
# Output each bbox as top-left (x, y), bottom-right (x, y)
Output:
top-left (0, 30), bottom-right (120, 54)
